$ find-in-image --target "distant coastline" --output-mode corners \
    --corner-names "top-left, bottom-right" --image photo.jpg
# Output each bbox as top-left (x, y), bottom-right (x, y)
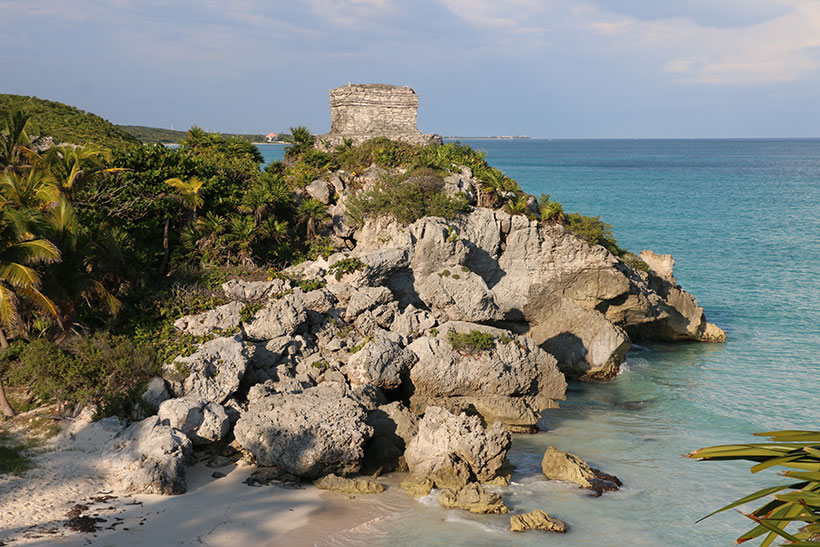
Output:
top-left (443, 135), bottom-right (531, 140)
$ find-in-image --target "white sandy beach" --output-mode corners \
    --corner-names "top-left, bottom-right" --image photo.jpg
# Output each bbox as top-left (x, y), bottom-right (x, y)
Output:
top-left (0, 413), bottom-right (407, 547)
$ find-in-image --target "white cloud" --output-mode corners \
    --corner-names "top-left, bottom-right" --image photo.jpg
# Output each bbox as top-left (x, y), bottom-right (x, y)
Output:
top-left (437, 0), bottom-right (820, 84)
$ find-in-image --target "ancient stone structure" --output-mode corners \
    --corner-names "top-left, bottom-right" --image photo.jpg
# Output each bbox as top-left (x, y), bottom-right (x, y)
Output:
top-left (320, 83), bottom-right (441, 147)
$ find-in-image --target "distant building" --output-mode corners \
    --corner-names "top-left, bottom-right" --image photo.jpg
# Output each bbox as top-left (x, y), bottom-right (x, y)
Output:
top-left (319, 83), bottom-right (441, 147)
top-left (265, 132), bottom-right (279, 143)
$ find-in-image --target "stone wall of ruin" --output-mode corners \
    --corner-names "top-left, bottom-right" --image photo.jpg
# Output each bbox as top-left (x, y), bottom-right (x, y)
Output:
top-left (329, 84), bottom-right (421, 136)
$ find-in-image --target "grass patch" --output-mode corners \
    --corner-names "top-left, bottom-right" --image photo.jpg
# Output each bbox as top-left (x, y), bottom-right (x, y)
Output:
top-left (0, 444), bottom-right (33, 475)
top-left (447, 330), bottom-right (496, 355)
top-left (328, 257), bottom-right (366, 281)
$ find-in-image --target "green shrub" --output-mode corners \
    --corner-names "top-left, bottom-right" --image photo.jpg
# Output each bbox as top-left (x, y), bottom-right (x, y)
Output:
top-left (0, 444), bottom-right (33, 475)
top-left (539, 193), bottom-right (564, 223)
top-left (564, 212), bottom-right (624, 257)
top-left (240, 302), bottom-right (264, 323)
top-left (621, 252), bottom-right (650, 272)
top-left (296, 278), bottom-right (327, 292)
top-left (8, 333), bottom-right (158, 417)
top-left (346, 174), bottom-right (471, 226)
top-left (447, 330), bottom-right (496, 355)
top-left (328, 257), bottom-right (365, 281)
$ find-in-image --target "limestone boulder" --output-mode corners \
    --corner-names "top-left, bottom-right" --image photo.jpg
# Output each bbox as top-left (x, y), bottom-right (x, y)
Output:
top-left (242, 291), bottom-right (310, 341)
top-left (531, 299), bottom-right (631, 380)
top-left (222, 278), bottom-right (291, 301)
top-left (157, 398), bottom-right (230, 446)
top-left (306, 179), bottom-right (333, 204)
top-left (343, 286), bottom-right (394, 321)
top-left (439, 482), bottom-right (508, 514)
top-left (313, 474), bottom-right (384, 494)
top-left (173, 301), bottom-right (243, 336)
top-left (103, 416), bottom-right (193, 495)
top-left (233, 386), bottom-right (372, 479)
top-left (415, 268), bottom-right (500, 322)
top-left (404, 406), bottom-right (511, 489)
top-left (407, 322), bottom-right (566, 430)
top-left (166, 334), bottom-right (252, 404)
top-left (141, 377), bottom-right (171, 410)
top-left (541, 446), bottom-right (622, 496)
top-left (344, 336), bottom-right (416, 389)
top-left (510, 510), bottom-right (567, 533)
top-left (363, 401), bottom-right (418, 472)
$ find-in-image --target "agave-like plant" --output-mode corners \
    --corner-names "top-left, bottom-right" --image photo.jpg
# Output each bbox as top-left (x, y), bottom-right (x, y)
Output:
top-left (688, 430), bottom-right (820, 546)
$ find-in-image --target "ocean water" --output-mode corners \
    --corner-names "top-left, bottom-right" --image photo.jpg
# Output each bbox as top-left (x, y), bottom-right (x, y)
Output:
top-left (258, 140), bottom-right (820, 546)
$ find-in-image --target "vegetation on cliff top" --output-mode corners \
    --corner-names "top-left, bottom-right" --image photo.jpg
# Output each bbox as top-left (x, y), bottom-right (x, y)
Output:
top-left (0, 94), bottom-right (140, 149)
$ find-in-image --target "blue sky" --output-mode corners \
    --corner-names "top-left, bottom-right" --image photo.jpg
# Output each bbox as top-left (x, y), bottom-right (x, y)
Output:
top-left (2, 0), bottom-right (820, 137)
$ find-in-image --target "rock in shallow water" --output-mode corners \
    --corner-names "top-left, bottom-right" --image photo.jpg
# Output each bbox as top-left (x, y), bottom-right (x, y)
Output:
top-left (540, 446), bottom-right (622, 496)
top-left (510, 509), bottom-right (567, 533)
top-left (439, 482), bottom-right (508, 514)
top-left (313, 474), bottom-right (384, 494)
top-left (404, 406), bottom-right (510, 490)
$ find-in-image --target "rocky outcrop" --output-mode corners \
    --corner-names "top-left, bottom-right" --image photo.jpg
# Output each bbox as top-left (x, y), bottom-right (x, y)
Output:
top-left (400, 475), bottom-right (434, 498)
top-left (541, 446), bottom-right (622, 496)
top-left (221, 278), bottom-right (291, 301)
top-left (407, 322), bottom-right (566, 430)
top-left (344, 336), bottom-right (416, 390)
top-left (173, 301), bottom-right (243, 336)
top-left (363, 401), bottom-right (418, 472)
top-left (165, 334), bottom-right (252, 404)
top-left (313, 474), bottom-right (384, 494)
top-left (510, 510), bottom-right (567, 533)
top-left (103, 416), bottom-right (193, 495)
top-left (404, 406), bottom-right (511, 490)
top-left (157, 398), bottom-right (230, 446)
top-left (439, 482), bottom-right (508, 514)
top-left (233, 385), bottom-right (372, 479)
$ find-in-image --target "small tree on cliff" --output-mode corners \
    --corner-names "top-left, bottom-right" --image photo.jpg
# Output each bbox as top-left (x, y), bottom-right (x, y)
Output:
top-left (283, 126), bottom-right (314, 160)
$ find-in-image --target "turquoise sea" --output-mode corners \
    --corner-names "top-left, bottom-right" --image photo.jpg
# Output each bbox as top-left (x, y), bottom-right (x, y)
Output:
top-left (258, 140), bottom-right (820, 546)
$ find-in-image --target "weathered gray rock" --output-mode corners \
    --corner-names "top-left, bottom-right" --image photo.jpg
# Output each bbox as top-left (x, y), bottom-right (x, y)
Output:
top-left (173, 301), bottom-right (243, 336)
top-left (510, 510), bottom-right (567, 533)
top-left (103, 416), bottom-right (193, 495)
top-left (306, 179), bottom-right (333, 204)
top-left (407, 322), bottom-right (566, 430)
top-left (404, 406), bottom-right (511, 490)
top-left (400, 475), bottom-right (434, 498)
top-left (391, 304), bottom-right (437, 338)
top-left (243, 290), bottom-right (310, 341)
top-left (344, 286), bottom-right (394, 321)
top-left (344, 336), bottom-right (416, 389)
top-left (222, 278), bottom-right (291, 301)
top-left (234, 386), bottom-right (372, 478)
top-left (313, 474), bottom-right (384, 494)
top-left (157, 398), bottom-right (230, 446)
top-left (532, 300), bottom-right (631, 380)
top-left (363, 401), bottom-right (418, 472)
top-left (439, 482), bottom-right (508, 514)
top-left (415, 268), bottom-right (500, 322)
top-left (639, 250), bottom-right (675, 281)
top-left (141, 377), bottom-right (171, 410)
top-left (166, 334), bottom-right (253, 404)
top-left (541, 446), bottom-right (622, 496)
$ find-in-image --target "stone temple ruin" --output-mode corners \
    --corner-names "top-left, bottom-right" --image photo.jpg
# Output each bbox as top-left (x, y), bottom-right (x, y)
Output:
top-left (319, 83), bottom-right (441, 147)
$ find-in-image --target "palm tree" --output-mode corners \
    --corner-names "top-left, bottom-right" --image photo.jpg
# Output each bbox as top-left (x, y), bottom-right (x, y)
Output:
top-left (297, 197), bottom-right (327, 240)
top-left (159, 177), bottom-right (205, 275)
top-left (0, 201), bottom-right (61, 417)
top-left (42, 197), bottom-right (123, 328)
top-left (35, 145), bottom-right (121, 199)
top-left (283, 126), bottom-right (314, 160)
top-left (0, 108), bottom-right (33, 169)
top-left (0, 169), bottom-right (60, 211)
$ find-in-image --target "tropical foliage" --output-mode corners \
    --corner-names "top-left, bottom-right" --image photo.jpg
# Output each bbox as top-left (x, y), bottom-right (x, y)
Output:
top-left (688, 431), bottom-right (820, 546)
top-left (0, 94), bottom-right (140, 149)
